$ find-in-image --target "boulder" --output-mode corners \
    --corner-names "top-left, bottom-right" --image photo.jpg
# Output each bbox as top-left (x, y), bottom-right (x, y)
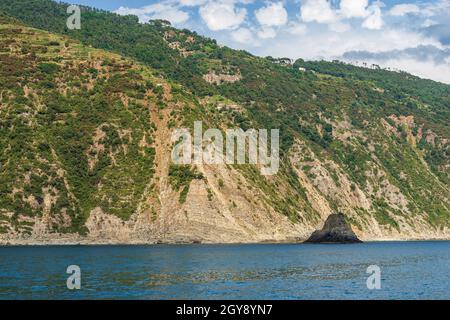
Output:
top-left (305, 213), bottom-right (362, 243)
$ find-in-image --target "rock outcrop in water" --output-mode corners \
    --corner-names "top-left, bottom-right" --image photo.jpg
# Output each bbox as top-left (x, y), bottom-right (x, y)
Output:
top-left (305, 213), bottom-right (362, 243)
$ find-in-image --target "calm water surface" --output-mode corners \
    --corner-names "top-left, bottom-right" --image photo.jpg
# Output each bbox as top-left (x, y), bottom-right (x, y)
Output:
top-left (0, 241), bottom-right (448, 299)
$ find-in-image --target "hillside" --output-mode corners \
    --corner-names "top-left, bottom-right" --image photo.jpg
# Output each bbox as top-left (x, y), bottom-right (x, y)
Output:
top-left (0, 1), bottom-right (448, 244)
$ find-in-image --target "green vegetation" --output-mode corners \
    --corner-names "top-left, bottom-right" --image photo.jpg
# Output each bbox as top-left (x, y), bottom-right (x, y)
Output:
top-left (0, 22), bottom-right (157, 233)
top-left (0, 1), bottom-right (448, 235)
top-left (168, 165), bottom-right (204, 203)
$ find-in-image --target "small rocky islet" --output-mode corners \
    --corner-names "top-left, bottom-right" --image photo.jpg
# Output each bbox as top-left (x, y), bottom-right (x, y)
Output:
top-left (305, 213), bottom-right (362, 244)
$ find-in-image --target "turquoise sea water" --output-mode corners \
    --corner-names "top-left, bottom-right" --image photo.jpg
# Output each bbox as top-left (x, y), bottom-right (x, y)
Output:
top-left (0, 241), bottom-right (448, 300)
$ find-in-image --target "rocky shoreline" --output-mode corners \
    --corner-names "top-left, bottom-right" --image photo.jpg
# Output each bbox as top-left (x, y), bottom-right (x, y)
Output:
top-left (2, 235), bottom-right (450, 246)
top-left (1, 211), bottom-right (449, 246)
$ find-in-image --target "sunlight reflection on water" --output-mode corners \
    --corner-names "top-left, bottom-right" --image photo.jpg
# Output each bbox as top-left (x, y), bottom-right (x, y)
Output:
top-left (0, 241), bottom-right (448, 299)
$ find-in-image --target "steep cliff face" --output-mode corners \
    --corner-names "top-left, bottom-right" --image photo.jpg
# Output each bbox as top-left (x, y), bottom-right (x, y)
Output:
top-left (0, 9), bottom-right (449, 244)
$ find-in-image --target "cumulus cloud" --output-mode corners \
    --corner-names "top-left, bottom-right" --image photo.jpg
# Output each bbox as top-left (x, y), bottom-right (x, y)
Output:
top-left (114, 3), bottom-right (189, 24)
top-left (389, 4), bottom-right (420, 16)
top-left (362, 3), bottom-right (384, 30)
top-left (199, 1), bottom-right (247, 31)
top-left (286, 22), bottom-right (307, 35)
top-left (179, 0), bottom-right (208, 6)
top-left (256, 26), bottom-right (440, 62)
top-left (257, 26), bottom-right (277, 39)
top-left (329, 21), bottom-right (351, 33)
top-left (339, 0), bottom-right (370, 18)
top-left (113, 0), bottom-right (450, 84)
top-left (300, 0), bottom-right (337, 24)
top-left (255, 2), bottom-right (288, 27)
top-left (420, 0), bottom-right (450, 17)
top-left (231, 27), bottom-right (255, 43)
top-left (299, 0), bottom-right (380, 31)
top-left (421, 19), bottom-right (437, 28)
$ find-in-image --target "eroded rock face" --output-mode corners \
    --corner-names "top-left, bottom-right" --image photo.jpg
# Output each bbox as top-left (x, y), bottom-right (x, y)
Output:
top-left (305, 213), bottom-right (362, 243)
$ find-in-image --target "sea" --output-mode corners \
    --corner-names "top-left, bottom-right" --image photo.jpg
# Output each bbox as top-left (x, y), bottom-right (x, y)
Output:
top-left (0, 241), bottom-right (448, 299)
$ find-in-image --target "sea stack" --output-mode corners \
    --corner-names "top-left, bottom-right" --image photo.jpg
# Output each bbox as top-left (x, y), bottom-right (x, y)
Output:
top-left (305, 213), bottom-right (362, 243)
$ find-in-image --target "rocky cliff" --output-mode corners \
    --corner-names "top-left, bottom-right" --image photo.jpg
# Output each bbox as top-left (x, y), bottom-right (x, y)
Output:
top-left (0, 4), bottom-right (449, 244)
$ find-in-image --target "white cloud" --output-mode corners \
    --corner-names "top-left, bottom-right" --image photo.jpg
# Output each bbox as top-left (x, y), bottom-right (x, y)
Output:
top-left (362, 4), bottom-right (383, 30)
top-left (179, 0), bottom-right (208, 6)
top-left (257, 26), bottom-right (277, 39)
top-left (231, 27), bottom-right (255, 43)
top-left (423, 1), bottom-right (450, 17)
top-left (113, 0), bottom-right (450, 84)
top-left (339, 0), bottom-right (369, 18)
top-left (255, 2), bottom-right (288, 27)
top-left (300, 0), bottom-right (337, 24)
top-left (255, 26), bottom-right (440, 63)
top-left (329, 21), bottom-right (351, 33)
top-left (114, 4), bottom-right (189, 24)
top-left (422, 19), bottom-right (437, 28)
top-left (389, 4), bottom-right (420, 17)
top-left (286, 22), bottom-right (307, 35)
top-left (199, 1), bottom-right (247, 31)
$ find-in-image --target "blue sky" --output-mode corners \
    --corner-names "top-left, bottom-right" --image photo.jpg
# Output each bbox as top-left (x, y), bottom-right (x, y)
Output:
top-left (68, 0), bottom-right (450, 83)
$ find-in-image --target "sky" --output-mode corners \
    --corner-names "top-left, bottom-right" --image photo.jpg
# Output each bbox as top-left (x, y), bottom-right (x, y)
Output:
top-left (68, 0), bottom-right (450, 84)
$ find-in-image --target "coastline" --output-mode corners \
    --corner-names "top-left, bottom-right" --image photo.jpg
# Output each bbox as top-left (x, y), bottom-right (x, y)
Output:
top-left (1, 236), bottom-right (450, 246)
